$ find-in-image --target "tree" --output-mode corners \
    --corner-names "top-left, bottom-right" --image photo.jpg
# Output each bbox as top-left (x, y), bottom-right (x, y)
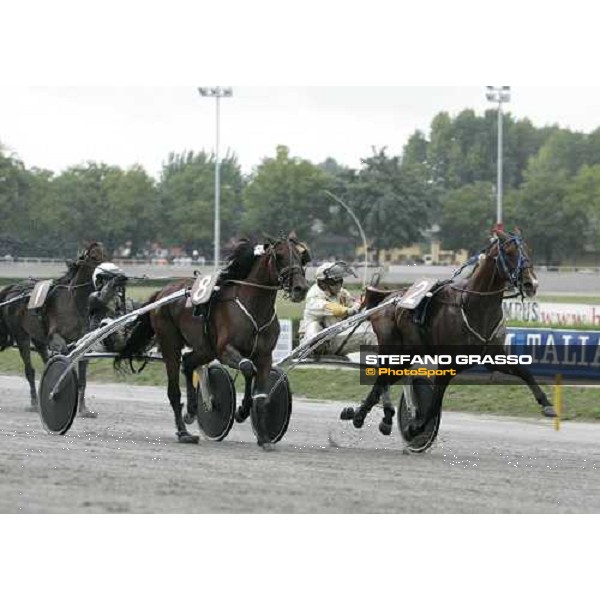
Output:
top-left (513, 164), bottom-right (587, 264)
top-left (438, 182), bottom-right (497, 252)
top-left (157, 151), bottom-right (244, 255)
top-left (343, 148), bottom-right (438, 261)
top-left (243, 146), bottom-right (333, 243)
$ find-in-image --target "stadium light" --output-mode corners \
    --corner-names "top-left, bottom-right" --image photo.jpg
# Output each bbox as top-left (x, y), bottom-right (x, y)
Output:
top-left (486, 86), bottom-right (511, 230)
top-left (198, 87), bottom-right (233, 271)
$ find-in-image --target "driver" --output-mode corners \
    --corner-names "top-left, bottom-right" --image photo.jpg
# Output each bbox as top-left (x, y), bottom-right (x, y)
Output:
top-left (300, 261), bottom-right (376, 356)
top-left (88, 262), bottom-right (128, 331)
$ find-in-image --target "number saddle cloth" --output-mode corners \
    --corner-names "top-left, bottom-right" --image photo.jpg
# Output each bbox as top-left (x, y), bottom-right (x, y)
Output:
top-left (187, 272), bottom-right (221, 318)
top-left (398, 278), bottom-right (450, 327)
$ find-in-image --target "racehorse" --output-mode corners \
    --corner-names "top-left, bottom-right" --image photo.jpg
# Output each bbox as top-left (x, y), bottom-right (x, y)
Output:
top-left (115, 233), bottom-right (310, 445)
top-left (341, 228), bottom-right (555, 438)
top-left (0, 241), bottom-right (105, 415)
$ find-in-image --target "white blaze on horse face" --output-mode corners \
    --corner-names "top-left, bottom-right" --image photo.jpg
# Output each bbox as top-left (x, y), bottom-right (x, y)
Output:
top-left (254, 245), bottom-right (266, 256)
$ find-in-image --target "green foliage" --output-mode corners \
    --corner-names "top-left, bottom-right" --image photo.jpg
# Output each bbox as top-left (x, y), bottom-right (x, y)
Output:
top-left (342, 148), bottom-right (438, 258)
top-left (243, 145), bottom-right (334, 242)
top-left (4, 102), bottom-right (600, 267)
top-left (157, 151), bottom-right (244, 254)
top-left (438, 182), bottom-right (497, 251)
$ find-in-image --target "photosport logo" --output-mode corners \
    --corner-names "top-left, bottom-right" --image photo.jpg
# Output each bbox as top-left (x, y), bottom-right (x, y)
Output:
top-left (358, 341), bottom-right (600, 385)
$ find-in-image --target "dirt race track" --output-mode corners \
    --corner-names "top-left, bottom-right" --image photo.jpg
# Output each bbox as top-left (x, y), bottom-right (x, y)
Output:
top-left (1, 373), bottom-right (600, 513)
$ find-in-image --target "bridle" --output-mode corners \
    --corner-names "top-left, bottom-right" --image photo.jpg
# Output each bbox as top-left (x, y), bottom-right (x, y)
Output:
top-left (225, 238), bottom-right (307, 297)
top-left (221, 237), bottom-right (307, 357)
top-left (494, 234), bottom-right (531, 296)
top-left (450, 233), bottom-right (532, 299)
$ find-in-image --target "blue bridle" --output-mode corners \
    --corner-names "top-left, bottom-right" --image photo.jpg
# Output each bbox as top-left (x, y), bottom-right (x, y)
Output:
top-left (494, 233), bottom-right (530, 290)
top-left (453, 232), bottom-right (531, 295)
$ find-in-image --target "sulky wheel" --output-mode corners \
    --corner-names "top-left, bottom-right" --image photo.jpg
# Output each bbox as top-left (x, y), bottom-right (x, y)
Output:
top-left (397, 377), bottom-right (442, 453)
top-left (196, 363), bottom-right (236, 441)
top-left (39, 355), bottom-right (79, 435)
top-left (251, 367), bottom-right (293, 445)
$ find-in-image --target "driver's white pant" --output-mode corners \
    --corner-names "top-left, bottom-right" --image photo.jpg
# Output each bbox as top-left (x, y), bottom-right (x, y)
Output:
top-left (301, 321), bottom-right (377, 356)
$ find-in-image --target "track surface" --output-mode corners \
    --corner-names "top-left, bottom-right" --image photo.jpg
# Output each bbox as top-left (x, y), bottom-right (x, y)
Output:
top-left (1, 374), bottom-right (600, 513)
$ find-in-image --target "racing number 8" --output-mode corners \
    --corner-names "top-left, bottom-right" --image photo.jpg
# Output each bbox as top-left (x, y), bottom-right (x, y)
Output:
top-left (192, 275), bottom-right (212, 303)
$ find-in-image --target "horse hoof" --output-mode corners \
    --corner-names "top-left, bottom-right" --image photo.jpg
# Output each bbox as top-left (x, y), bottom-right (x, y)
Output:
top-left (177, 433), bottom-right (199, 444)
top-left (379, 421), bottom-right (392, 436)
top-left (183, 412), bottom-right (196, 425)
top-left (543, 406), bottom-right (558, 418)
top-left (340, 407), bottom-right (355, 421)
top-left (25, 405), bottom-right (39, 413)
top-left (234, 408), bottom-right (249, 424)
top-left (259, 442), bottom-right (275, 452)
top-left (79, 410), bottom-right (98, 419)
top-left (352, 414), bottom-right (365, 429)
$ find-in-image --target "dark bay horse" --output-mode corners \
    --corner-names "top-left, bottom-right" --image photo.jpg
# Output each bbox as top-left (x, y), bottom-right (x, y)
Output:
top-left (0, 242), bottom-right (105, 415)
top-left (115, 234), bottom-right (310, 445)
top-left (342, 228), bottom-right (555, 436)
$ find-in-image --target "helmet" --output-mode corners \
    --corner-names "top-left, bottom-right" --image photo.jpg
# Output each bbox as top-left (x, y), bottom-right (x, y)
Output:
top-left (315, 261), bottom-right (356, 283)
top-left (93, 262), bottom-right (126, 290)
top-left (315, 262), bottom-right (336, 281)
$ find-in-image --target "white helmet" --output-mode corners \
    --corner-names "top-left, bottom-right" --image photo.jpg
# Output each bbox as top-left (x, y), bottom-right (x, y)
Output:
top-left (315, 262), bottom-right (336, 281)
top-left (315, 261), bottom-right (356, 282)
top-left (93, 262), bottom-right (126, 290)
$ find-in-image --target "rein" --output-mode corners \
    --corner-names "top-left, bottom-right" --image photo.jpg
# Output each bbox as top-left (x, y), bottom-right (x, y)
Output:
top-left (224, 279), bottom-right (280, 291)
top-left (214, 237), bottom-right (305, 358)
top-left (437, 233), bottom-right (532, 343)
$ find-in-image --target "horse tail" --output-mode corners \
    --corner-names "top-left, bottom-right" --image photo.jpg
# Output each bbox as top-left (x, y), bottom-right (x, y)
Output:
top-left (114, 291), bottom-right (160, 373)
top-left (0, 285), bottom-right (17, 351)
top-left (0, 312), bottom-right (12, 351)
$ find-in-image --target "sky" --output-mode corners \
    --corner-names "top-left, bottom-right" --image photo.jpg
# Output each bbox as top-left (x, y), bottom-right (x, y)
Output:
top-left (2, 86), bottom-right (600, 179)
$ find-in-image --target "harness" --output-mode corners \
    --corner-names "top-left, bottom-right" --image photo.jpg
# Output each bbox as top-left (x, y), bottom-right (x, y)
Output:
top-left (413, 233), bottom-right (531, 344)
top-left (204, 238), bottom-right (306, 359)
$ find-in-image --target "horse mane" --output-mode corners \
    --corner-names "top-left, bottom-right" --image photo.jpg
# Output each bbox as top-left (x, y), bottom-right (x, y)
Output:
top-left (218, 236), bottom-right (262, 282)
top-left (55, 260), bottom-right (80, 285)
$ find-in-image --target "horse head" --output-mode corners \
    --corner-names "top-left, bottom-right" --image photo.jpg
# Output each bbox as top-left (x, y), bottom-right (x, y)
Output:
top-left (489, 227), bottom-right (538, 298)
top-left (76, 241), bottom-right (106, 268)
top-left (260, 233), bottom-right (310, 303)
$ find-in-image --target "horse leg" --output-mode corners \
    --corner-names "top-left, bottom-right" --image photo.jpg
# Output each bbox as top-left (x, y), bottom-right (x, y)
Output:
top-left (406, 375), bottom-right (449, 438)
top-left (378, 384), bottom-right (395, 436)
top-left (486, 363), bottom-right (556, 417)
top-left (251, 355), bottom-right (275, 450)
top-left (181, 351), bottom-right (203, 424)
top-left (47, 332), bottom-right (67, 355)
top-left (340, 374), bottom-right (389, 429)
top-left (219, 344), bottom-right (255, 424)
top-left (77, 361), bottom-right (98, 418)
top-left (15, 336), bottom-right (38, 410)
top-left (164, 351), bottom-right (199, 443)
top-left (235, 359), bottom-right (255, 423)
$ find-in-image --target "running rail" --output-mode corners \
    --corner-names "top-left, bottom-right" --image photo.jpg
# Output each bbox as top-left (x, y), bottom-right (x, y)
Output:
top-left (48, 288), bottom-right (188, 400)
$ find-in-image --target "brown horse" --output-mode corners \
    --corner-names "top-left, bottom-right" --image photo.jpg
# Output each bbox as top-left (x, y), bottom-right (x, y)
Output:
top-left (115, 234), bottom-right (310, 445)
top-left (342, 228), bottom-right (555, 438)
top-left (0, 241), bottom-right (105, 415)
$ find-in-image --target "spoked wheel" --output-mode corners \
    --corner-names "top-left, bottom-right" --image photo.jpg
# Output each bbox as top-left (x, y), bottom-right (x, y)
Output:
top-left (39, 355), bottom-right (79, 435)
top-left (397, 377), bottom-right (441, 453)
top-left (196, 363), bottom-right (237, 441)
top-left (251, 367), bottom-right (293, 445)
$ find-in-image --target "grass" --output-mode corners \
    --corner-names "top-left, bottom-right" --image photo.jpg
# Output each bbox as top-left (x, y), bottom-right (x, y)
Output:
top-left (2, 347), bottom-right (599, 422)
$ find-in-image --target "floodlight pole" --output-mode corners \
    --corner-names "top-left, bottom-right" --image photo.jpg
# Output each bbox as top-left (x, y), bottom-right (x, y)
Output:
top-left (198, 87), bottom-right (233, 271)
top-left (486, 86), bottom-right (511, 230)
top-left (324, 191), bottom-right (368, 290)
